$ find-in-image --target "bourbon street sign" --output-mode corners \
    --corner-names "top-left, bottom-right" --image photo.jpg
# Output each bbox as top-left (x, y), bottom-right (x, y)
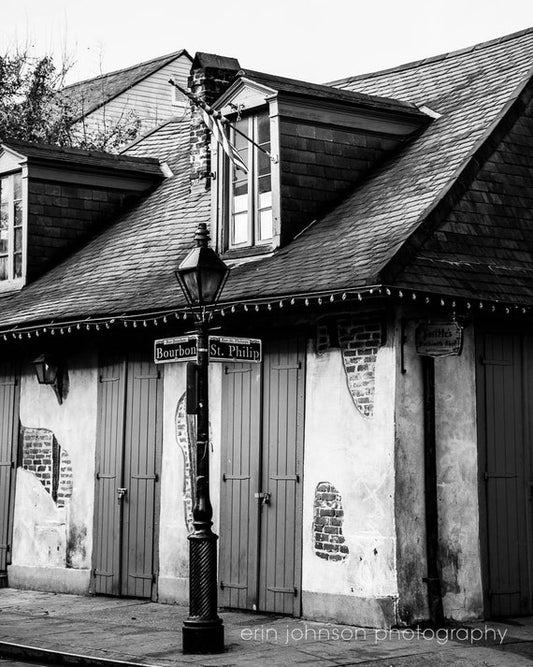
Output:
top-left (154, 335), bottom-right (262, 364)
top-left (154, 336), bottom-right (197, 363)
top-left (209, 335), bottom-right (262, 363)
top-left (415, 322), bottom-right (463, 358)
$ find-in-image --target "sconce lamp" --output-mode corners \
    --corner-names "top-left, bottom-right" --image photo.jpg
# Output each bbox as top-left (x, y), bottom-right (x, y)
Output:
top-left (32, 354), bottom-right (59, 385)
top-left (31, 354), bottom-right (67, 404)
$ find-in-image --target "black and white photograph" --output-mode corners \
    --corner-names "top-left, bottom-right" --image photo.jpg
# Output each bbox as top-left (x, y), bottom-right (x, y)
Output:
top-left (1, 1), bottom-right (533, 665)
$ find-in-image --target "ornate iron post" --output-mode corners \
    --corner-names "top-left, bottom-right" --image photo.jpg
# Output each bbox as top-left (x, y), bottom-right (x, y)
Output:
top-left (182, 317), bottom-right (224, 653)
top-left (176, 223), bottom-right (228, 654)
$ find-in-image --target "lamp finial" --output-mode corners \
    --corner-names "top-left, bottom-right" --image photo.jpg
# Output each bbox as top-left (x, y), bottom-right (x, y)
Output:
top-left (195, 223), bottom-right (209, 248)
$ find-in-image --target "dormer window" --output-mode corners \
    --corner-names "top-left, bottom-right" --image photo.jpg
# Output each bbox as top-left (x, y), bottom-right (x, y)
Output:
top-left (229, 111), bottom-right (273, 248)
top-left (0, 173), bottom-right (23, 284)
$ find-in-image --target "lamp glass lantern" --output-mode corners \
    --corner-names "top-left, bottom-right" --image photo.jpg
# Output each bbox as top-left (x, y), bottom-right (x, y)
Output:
top-left (175, 246), bottom-right (230, 307)
top-left (32, 354), bottom-right (59, 385)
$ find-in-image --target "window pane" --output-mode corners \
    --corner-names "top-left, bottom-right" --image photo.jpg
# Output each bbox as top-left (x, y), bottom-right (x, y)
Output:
top-left (259, 209), bottom-right (273, 241)
top-left (14, 200), bottom-right (22, 226)
top-left (232, 212), bottom-right (249, 245)
top-left (233, 193), bottom-right (248, 214)
top-left (259, 191), bottom-right (272, 210)
top-left (13, 173), bottom-right (22, 200)
top-left (258, 148), bottom-right (271, 177)
top-left (0, 256), bottom-right (7, 281)
top-left (0, 204), bottom-right (8, 255)
top-left (14, 227), bottom-right (22, 252)
top-left (233, 179), bottom-right (248, 197)
top-left (234, 119), bottom-right (248, 150)
top-left (257, 113), bottom-right (270, 144)
top-left (258, 174), bottom-right (271, 194)
top-left (0, 180), bottom-right (7, 204)
top-left (14, 253), bottom-right (22, 278)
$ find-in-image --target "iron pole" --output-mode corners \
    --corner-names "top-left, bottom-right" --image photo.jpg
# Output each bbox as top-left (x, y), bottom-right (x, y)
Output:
top-left (182, 317), bottom-right (224, 653)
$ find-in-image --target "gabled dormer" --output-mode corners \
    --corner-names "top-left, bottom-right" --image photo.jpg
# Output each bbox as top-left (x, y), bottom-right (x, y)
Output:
top-left (213, 70), bottom-right (430, 256)
top-left (0, 140), bottom-right (164, 293)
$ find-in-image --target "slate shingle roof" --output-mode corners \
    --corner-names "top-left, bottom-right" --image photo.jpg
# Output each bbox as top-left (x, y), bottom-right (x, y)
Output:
top-left (236, 70), bottom-right (424, 116)
top-left (0, 115), bottom-right (209, 328)
top-left (2, 138), bottom-right (162, 175)
top-left (1, 28), bottom-right (533, 331)
top-left (62, 50), bottom-right (190, 119)
top-left (224, 27), bottom-right (533, 302)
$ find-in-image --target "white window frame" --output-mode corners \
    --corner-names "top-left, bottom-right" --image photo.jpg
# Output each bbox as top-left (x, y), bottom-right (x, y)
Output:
top-left (228, 112), bottom-right (273, 249)
top-left (0, 169), bottom-right (26, 292)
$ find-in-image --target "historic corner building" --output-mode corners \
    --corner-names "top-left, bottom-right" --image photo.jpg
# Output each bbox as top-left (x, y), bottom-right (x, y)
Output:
top-left (1, 27), bottom-right (533, 628)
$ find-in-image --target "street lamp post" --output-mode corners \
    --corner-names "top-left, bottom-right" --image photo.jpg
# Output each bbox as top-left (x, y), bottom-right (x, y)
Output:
top-left (175, 222), bottom-right (229, 654)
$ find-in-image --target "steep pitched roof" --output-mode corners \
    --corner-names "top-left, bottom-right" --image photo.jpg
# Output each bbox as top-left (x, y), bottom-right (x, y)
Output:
top-left (62, 50), bottom-right (191, 118)
top-left (224, 27), bottom-right (533, 302)
top-left (0, 115), bottom-right (208, 329)
top-left (1, 29), bottom-right (533, 332)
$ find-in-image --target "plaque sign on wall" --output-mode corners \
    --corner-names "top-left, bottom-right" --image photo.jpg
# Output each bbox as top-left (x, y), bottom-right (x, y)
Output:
top-left (415, 322), bottom-right (463, 358)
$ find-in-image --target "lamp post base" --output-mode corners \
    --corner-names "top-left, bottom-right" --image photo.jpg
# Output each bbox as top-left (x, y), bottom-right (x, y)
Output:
top-left (182, 619), bottom-right (224, 654)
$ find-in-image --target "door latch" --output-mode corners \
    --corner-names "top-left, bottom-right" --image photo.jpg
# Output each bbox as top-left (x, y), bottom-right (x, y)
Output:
top-left (254, 491), bottom-right (271, 505)
top-left (117, 488), bottom-right (128, 503)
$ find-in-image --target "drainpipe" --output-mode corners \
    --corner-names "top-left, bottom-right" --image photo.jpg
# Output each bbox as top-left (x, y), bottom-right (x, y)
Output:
top-left (422, 356), bottom-right (444, 626)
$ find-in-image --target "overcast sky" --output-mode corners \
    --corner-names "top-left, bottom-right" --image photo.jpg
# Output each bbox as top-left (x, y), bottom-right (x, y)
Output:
top-left (1, 0), bottom-right (532, 85)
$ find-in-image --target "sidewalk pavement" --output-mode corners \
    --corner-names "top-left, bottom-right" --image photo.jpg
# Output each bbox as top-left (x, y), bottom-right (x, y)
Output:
top-left (1, 589), bottom-right (533, 667)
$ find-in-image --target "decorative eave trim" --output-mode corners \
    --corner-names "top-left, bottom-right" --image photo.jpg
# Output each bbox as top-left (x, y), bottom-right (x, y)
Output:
top-left (0, 284), bottom-right (531, 342)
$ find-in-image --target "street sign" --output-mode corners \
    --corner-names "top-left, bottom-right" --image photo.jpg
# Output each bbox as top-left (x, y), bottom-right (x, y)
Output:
top-left (209, 335), bottom-right (262, 363)
top-left (415, 322), bottom-right (463, 358)
top-left (154, 336), bottom-right (198, 363)
top-left (154, 335), bottom-right (262, 364)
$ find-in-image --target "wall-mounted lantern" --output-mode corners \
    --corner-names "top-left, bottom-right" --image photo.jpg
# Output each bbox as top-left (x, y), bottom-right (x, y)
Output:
top-left (31, 354), bottom-right (67, 405)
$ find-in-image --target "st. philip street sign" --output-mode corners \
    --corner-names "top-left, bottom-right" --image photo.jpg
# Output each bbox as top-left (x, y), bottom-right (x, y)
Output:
top-left (209, 336), bottom-right (262, 363)
top-left (154, 335), bottom-right (262, 364)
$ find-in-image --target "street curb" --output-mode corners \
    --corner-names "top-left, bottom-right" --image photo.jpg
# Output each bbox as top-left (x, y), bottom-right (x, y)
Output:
top-left (0, 641), bottom-right (164, 667)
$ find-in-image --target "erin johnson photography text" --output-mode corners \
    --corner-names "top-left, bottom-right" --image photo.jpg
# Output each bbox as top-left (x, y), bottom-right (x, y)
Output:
top-left (241, 624), bottom-right (508, 646)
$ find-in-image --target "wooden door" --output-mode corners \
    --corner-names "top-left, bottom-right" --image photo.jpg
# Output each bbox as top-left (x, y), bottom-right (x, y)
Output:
top-left (478, 331), bottom-right (533, 616)
top-left (0, 361), bottom-right (19, 576)
top-left (93, 355), bottom-right (125, 595)
top-left (93, 352), bottom-right (162, 598)
top-left (121, 352), bottom-right (162, 597)
top-left (219, 338), bottom-right (305, 615)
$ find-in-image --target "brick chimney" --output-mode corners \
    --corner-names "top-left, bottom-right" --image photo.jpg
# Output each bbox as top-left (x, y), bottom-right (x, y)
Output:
top-left (188, 53), bottom-right (241, 187)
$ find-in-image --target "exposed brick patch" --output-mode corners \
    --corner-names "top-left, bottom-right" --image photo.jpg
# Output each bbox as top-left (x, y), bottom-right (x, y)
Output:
top-left (21, 427), bottom-right (73, 506)
top-left (338, 318), bottom-right (382, 418)
top-left (57, 448), bottom-right (73, 508)
top-left (175, 392), bottom-right (196, 532)
top-left (188, 60), bottom-right (240, 184)
top-left (316, 323), bottom-right (331, 354)
top-left (313, 482), bottom-right (348, 562)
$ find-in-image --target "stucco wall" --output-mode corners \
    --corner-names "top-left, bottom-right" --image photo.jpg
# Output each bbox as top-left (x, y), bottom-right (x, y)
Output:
top-left (302, 321), bottom-right (398, 628)
top-left (157, 362), bottom-right (222, 605)
top-left (435, 325), bottom-right (483, 620)
top-left (9, 351), bottom-right (97, 593)
top-left (395, 317), bottom-right (483, 624)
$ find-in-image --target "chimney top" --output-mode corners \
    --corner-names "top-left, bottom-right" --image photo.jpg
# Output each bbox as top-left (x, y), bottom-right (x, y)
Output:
top-left (191, 52), bottom-right (241, 72)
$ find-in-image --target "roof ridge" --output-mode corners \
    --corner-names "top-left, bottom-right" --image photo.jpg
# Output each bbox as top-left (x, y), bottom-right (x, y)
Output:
top-left (328, 25), bottom-right (533, 86)
top-left (120, 113), bottom-right (189, 154)
top-left (1, 137), bottom-right (160, 164)
top-left (63, 49), bottom-right (190, 90)
top-left (238, 69), bottom-right (421, 113)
